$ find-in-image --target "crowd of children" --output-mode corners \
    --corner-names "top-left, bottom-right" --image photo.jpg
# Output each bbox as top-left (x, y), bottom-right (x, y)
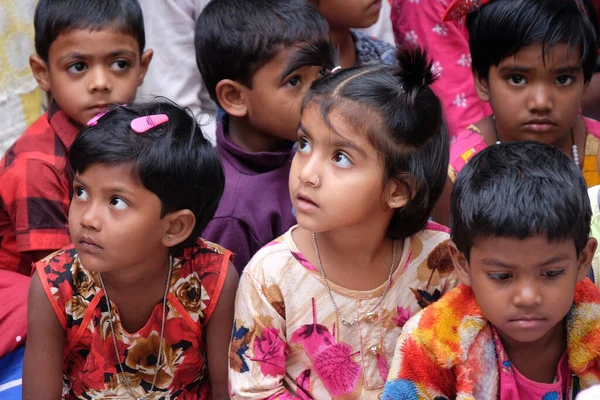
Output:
top-left (1, 0), bottom-right (600, 399)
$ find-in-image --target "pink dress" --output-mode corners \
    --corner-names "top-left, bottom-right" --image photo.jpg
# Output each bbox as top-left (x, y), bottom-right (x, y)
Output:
top-left (391, 0), bottom-right (492, 139)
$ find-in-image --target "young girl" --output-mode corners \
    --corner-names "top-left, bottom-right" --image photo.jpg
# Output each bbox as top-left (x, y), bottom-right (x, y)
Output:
top-left (23, 102), bottom-right (238, 400)
top-left (229, 47), bottom-right (459, 399)
top-left (384, 141), bottom-right (600, 399)
top-left (309, 0), bottom-right (396, 67)
top-left (433, 0), bottom-right (600, 225)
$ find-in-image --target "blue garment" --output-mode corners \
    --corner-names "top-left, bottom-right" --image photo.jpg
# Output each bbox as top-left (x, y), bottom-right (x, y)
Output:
top-left (352, 30), bottom-right (397, 65)
top-left (0, 346), bottom-right (24, 400)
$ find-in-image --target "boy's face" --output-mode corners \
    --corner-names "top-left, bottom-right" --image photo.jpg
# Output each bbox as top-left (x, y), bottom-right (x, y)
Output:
top-left (452, 235), bottom-right (595, 349)
top-left (31, 29), bottom-right (152, 126)
top-left (310, 0), bottom-right (382, 29)
top-left (476, 43), bottom-right (587, 144)
top-left (242, 45), bottom-right (326, 142)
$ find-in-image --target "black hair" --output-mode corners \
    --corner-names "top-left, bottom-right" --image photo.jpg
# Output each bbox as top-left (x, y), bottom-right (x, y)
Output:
top-left (69, 101), bottom-right (224, 255)
top-left (451, 141), bottom-right (591, 260)
top-left (195, 0), bottom-right (335, 105)
top-left (467, 0), bottom-right (598, 82)
top-left (34, 0), bottom-right (145, 62)
top-left (302, 47), bottom-right (449, 240)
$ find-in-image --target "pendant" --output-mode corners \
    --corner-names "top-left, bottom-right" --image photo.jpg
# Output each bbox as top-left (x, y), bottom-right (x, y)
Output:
top-left (341, 318), bottom-right (356, 326)
top-left (364, 311), bottom-right (378, 323)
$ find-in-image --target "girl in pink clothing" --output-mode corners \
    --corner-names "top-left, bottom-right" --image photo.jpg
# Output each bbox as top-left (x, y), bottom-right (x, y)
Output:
top-left (391, 0), bottom-right (492, 139)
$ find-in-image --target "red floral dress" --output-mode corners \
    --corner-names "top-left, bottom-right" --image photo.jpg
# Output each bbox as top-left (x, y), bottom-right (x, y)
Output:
top-left (35, 239), bottom-right (231, 399)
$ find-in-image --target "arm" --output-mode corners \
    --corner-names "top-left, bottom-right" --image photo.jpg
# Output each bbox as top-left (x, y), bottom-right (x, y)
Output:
top-left (229, 271), bottom-right (296, 399)
top-left (206, 262), bottom-right (239, 400)
top-left (22, 271), bottom-right (64, 400)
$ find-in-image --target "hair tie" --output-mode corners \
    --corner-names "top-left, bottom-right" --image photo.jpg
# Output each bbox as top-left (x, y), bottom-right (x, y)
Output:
top-left (442, 0), bottom-right (492, 22)
top-left (331, 66), bottom-right (342, 73)
top-left (130, 114), bottom-right (169, 134)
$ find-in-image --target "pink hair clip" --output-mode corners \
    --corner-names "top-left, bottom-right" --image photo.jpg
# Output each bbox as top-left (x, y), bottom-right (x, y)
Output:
top-left (130, 114), bottom-right (169, 134)
top-left (442, 0), bottom-right (492, 22)
top-left (87, 110), bottom-right (109, 126)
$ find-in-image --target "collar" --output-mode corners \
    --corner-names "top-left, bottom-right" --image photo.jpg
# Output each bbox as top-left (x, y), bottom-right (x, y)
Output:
top-left (47, 101), bottom-right (81, 151)
top-left (413, 280), bottom-right (600, 372)
top-left (216, 114), bottom-right (295, 174)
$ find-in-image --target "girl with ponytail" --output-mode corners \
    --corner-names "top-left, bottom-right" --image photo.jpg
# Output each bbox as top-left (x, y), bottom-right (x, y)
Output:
top-left (228, 47), bottom-right (458, 399)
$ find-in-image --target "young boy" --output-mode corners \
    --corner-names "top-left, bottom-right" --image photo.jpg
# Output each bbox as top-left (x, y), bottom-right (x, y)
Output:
top-left (383, 141), bottom-right (600, 399)
top-left (310, 0), bottom-right (397, 67)
top-left (0, 0), bottom-right (152, 275)
top-left (196, 0), bottom-right (336, 272)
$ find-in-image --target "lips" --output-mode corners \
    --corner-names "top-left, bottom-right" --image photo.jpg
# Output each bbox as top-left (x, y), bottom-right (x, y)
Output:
top-left (522, 118), bottom-right (557, 133)
top-left (86, 104), bottom-right (110, 113)
top-left (509, 316), bottom-right (547, 329)
top-left (79, 236), bottom-right (103, 252)
top-left (295, 192), bottom-right (319, 212)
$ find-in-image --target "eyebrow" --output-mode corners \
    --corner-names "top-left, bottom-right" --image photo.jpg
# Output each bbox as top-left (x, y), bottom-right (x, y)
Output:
top-left (481, 255), bottom-right (570, 268)
top-left (58, 50), bottom-right (137, 63)
top-left (498, 65), bottom-right (534, 74)
top-left (299, 123), bottom-right (368, 158)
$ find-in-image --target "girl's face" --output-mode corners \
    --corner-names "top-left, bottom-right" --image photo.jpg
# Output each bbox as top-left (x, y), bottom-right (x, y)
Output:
top-left (453, 234), bottom-right (594, 351)
top-left (309, 0), bottom-right (382, 29)
top-left (476, 43), bottom-right (587, 145)
top-left (289, 103), bottom-right (396, 233)
top-left (68, 163), bottom-right (171, 274)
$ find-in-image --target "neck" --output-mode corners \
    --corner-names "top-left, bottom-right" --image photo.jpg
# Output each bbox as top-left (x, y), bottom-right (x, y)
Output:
top-left (99, 250), bottom-right (171, 292)
top-left (329, 27), bottom-right (356, 68)
top-left (228, 115), bottom-right (288, 153)
top-left (499, 320), bottom-right (567, 383)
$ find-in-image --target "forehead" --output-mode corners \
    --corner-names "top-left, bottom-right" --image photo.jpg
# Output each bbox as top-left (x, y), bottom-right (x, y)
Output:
top-left (497, 43), bottom-right (583, 69)
top-left (470, 234), bottom-right (577, 265)
top-left (48, 28), bottom-right (140, 59)
top-left (76, 163), bottom-right (141, 188)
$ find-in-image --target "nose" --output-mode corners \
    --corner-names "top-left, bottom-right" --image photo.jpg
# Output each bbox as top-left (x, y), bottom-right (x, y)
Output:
top-left (80, 202), bottom-right (101, 231)
top-left (527, 83), bottom-right (553, 114)
top-left (512, 279), bottom-right (542, 308)
top-left (297, 153), bottom-right (321, 188)
top-left (88, 66), bottom-right (111, 93)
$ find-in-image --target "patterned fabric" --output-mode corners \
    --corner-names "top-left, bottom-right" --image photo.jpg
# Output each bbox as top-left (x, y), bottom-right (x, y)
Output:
top-left (449, 117), bottom-right (600, 187)
top-left (588, 185), bottom-right (600, 287)
top-left (0, 0), bottom-right (43, 154)
top-left (492, 327), bottom-right (571, 399)
top-left (229, 223), bottom-right (459, 399)
top-left (352, 30), bottom-right (397, 65)
top-left (391, 0), bottom-right (492, 139)
top-left (35, 239), bottom-right (231, 399)
top-left (0, 102), bottom-right (79, 275)
top-left (382, 280), bottom-right (600, 400)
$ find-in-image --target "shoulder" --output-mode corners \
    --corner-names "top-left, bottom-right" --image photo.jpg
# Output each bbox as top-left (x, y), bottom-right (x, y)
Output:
top-left (584, 116), bottom-right (600, 139)
top-left (241, 229), bottom-right (299, 284)
top-left (449, 124), bottom-right (488, 180)
top-left (183, 238), bottom-right (233, 275)
top-left (352, 30), bottom-right (397, 65)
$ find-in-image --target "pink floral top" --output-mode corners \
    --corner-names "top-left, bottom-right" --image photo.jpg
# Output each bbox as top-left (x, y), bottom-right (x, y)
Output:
top-left (391, 0), bottom-right (492, 138)
top-left (229, 224), bottom-right (459, 399)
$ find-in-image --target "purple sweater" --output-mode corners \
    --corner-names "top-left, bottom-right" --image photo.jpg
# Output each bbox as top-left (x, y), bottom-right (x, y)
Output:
top-left (202, 116), bottom-right (297, 273)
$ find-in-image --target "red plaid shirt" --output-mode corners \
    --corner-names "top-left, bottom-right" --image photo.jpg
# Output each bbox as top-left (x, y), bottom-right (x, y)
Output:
top-left (0, 103), bottom-right (79, 275)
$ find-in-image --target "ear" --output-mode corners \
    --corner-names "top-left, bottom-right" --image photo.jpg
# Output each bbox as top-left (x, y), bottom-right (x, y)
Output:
top-left (137, 49), bottom-right (154, 86)
top-left (576, 238), bottom-right (597, 282)
top-left (384, 177), bottom-right (413, 210)
top-left (30, 54), bottom-right (51, 92)
top-left (448, 241), bottom-right (471, 286)
top-left (473, 70), bottom-right (490, 102)
top-left (161, 209), bottom-right (196, 248)
top-left (216, 79), bottom-right (248, 118)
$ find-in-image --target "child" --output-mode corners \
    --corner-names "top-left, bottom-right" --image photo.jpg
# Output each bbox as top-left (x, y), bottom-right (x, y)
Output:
top-left (22, 102), bottom-right (238, 400)
top-left (433, 0), bottom-right (600, 225)
top-left (383, 141), bottom-right (600, 399)
top-left (309, 0), bottom-right (397, 67)
top-left (229, 47), bottom-right (459, 399)
top-left (195, 0), bottom-right (336, 273)
top-left (0, 0), bottom-right (152, 275)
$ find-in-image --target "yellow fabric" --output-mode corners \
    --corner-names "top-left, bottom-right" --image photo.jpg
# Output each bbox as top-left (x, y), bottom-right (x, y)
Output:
top-left (584, 134), bottom-right (600, 187)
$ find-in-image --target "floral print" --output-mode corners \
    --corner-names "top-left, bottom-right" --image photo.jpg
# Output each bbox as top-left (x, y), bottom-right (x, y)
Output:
top-left (229, 224), bottom-right (459, 399)
top-left (35, 239), bottom-right (231, 399)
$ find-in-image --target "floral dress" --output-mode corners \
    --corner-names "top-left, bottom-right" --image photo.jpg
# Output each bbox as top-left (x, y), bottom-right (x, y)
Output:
top-left (229, 223), bottom-right (459, 399)
top-left (34, 239), bottom-right (231, 399)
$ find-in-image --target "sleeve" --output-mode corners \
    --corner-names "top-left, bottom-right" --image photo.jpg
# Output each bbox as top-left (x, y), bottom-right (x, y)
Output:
top-left (382, 314), bottom-right (456, 400)
top-left (137, 0), bottom-right (218, 142)
top-left (196, 243), bottom-right (232, 324)
top-left (202, 216), bottom-right (257, 274)
top-left (448, 127), bottom-right (487, 182)
top-left (391, 0), bottom-right (492, 137)
top-left (0, 158), bottom-right (71, 253)
top-left (229, 268), bottom-right (296, 399)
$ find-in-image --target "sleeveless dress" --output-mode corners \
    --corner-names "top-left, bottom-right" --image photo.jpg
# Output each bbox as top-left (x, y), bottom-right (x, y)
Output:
top-left (448, 117), bottom-right (600, 187)
top-left (34, 238), bottom-right (231, 399)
